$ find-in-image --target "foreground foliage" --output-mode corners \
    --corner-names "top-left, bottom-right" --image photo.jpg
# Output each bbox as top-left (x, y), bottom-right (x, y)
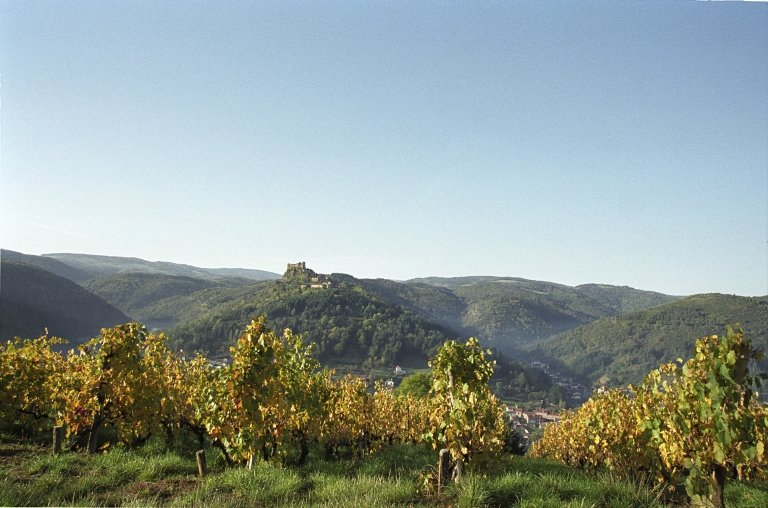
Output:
top-left (1, 317), bottom-right (508, 474)
top-left (531, 326), bottom-right (768, 507)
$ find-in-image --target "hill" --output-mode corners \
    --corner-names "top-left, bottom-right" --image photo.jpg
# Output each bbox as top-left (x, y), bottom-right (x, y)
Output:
top-left (43, 252), bottom-right (281, 281)
top-left (573, 283), bottom-right (682, 314)
top-left (129, 280), bottom-right (273, 331)
top-left (166, 276), bottom-right (461, 367)
top-left (406, 275), bottom-right (506, 288)
top-left (1, 249), bottom-right (92, 283)
top-left (60, 264), bottom-right (557, 402)
top-left (81, 273), bottom-right (254, 320)
top-left (332, 275), bottom-right (469, 334)
top-left (0, 261), bottom-right (129, 344)
top-left (359, 276), bottom-right (679, 355)
top-left (531, 293), bottom-right (768, 387)
top-left (165, 267), bottom-right (559, 403)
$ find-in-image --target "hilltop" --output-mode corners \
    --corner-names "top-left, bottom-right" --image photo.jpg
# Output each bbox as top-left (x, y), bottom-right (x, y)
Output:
top-left (1, 249), bottom-right (92, 282)
top-left (43, 252), bottom-right (281, 281)
top-left (166, 263), bottom-right (460, 368)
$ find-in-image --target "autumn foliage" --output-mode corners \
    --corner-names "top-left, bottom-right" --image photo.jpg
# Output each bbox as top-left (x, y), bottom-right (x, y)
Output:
top-left (0, 318), bottom-right (506, 471)
top-left (531, 326), bottom-right (768, 507)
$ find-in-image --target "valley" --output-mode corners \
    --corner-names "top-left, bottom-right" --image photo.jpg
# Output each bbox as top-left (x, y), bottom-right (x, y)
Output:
top-left (2, 249), bottom-right (766, 398)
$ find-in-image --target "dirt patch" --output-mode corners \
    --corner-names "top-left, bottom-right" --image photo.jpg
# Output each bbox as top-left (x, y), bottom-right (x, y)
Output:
top-left (120, 478), bottom-right (200, 504)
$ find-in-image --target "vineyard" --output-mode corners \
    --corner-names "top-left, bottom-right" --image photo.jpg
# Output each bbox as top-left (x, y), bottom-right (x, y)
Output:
top-left (532, 326), bottom-right (768, 507)
top-left (2, 320), bottom-right (768, 507)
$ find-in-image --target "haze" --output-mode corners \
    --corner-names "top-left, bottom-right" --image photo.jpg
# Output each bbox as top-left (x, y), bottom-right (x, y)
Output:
top-left (1, 1), bottom-right (766, 296)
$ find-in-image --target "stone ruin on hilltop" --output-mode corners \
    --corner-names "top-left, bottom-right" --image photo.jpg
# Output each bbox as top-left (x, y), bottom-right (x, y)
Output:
top-left (283, 262), bottom-right (332, 289)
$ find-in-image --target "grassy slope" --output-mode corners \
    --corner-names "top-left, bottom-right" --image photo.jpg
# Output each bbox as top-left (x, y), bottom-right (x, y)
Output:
top-left (533, 293), bottom-right (768, 387)
top-left (0, 261), bottom-right (129, 343)
top-left (8, 434), bottom-right (765, 508)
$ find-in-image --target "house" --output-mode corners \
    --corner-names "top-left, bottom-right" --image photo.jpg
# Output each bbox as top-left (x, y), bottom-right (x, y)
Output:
top-left (208, 358), bottom-right (230, 369)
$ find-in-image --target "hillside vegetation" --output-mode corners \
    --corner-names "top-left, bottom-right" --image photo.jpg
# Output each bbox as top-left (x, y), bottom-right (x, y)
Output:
top-left (130, 281), bottom-right (273, 330)
top-left (44, 252), bottom-right (280, 281)
top-left (3, 250), bottom-right (681, 357)
top-left (167, 279), bottom-right (461, 367)
top-left (81, 273), bottom-right (254, 321)
top-left (0, 261), bottom-right (128, 344)
top-left (532, 293), bottom-right (768, 387)
top-left (1, 249), bottom-right (92, 282)
top-left (369, 276), bottom-right (680, 355)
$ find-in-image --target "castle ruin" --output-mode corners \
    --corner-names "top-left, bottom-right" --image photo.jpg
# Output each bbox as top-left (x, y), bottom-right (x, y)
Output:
top-left (282, 261), bottom-right (332, 289)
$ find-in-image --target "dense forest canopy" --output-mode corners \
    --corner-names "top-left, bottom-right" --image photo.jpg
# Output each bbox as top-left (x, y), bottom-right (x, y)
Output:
top-left (532, 293), bottom-right (768, 387)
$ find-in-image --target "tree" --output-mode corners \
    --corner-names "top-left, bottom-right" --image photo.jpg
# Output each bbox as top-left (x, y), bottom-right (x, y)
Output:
top-left (394, 372), bottom-right (431, 399)
top-left (546, 383), bottom-right (565, 406)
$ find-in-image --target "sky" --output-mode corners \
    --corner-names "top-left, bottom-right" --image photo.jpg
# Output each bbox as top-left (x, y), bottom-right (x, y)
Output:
top-left (1, 1), bottom-right (767, 297)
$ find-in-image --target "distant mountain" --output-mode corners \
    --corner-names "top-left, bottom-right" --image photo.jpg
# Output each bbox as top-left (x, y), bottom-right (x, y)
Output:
top-left (406, 276), bottom-right (506, 288)
top-left (361, 276), bottom-right (680, 355)
top-left (0, 260), bottom-right (129, 344)
top-left (1, 249), bottom-right (92, 283)
top-left (2, 250), bottom-right (684, 366)
top-left (531, 293), bottom-right (768, 387)
top-left (43, 253), bottom-right (281, 281)
top-left (573, 283), bottom-right (682, 315)
top-left (81, 273), bottom-right (255, 325)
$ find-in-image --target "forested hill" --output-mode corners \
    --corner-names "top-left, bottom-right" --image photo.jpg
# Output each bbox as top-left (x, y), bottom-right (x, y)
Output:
top-left (0, 261), bottom-right (128, 344)
top-left (163, 270), bottom-right (560, 403)
top-left (166, 277), bottom-right (461, 367)
top-left (331, 275), bottom-right (469, 335)
top-left (531, 293), bottom-right (768, 388)
top-left (573, 283), bottom-right (682, 315)
top-left (43, 252), bottom-right (281, 281)
top-left (1, 249), bottom-right (92, 283)
top-left (355, 276), bottom-right (680, 355)
top-left (81, 273), bottom-right (254, 321)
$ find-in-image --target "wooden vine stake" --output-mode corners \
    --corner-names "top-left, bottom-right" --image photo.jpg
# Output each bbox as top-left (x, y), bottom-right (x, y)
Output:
top-left (438, 448), bottom-right (451, 494)
top-left (52, 426), bottom-right (63, 455)
top-left (196, 450), bottom-right (207, 478)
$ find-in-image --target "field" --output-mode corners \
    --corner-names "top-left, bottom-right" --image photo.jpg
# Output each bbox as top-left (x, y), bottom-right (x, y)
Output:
top-left (2, 431), bottom-right (768, 508)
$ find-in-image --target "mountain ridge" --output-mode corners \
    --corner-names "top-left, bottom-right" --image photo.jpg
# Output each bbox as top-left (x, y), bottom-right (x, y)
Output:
top-left (43, 252), bottom-right (281, 281)
top-left (530, 292), bottom-right (768, 388)
top-left (0, 260), bottom-right (129, 345)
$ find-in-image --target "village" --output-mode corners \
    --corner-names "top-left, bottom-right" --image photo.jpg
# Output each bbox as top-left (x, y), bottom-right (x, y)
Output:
top-left (529, 360), bottom-right (591, 406)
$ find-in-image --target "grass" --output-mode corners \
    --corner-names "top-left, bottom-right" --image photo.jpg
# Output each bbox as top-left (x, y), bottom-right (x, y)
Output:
top-left (2, 431), bottom-right (768, 507)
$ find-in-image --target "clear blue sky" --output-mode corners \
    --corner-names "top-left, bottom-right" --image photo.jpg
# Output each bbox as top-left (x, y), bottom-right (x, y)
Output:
top-left (2, 1), bottom-right (766, 296)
